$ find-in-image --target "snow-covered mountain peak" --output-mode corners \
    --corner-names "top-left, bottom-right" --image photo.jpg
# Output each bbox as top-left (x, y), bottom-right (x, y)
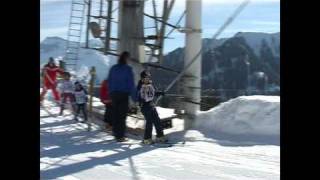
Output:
top-left (234, 32), bottom-right (280, 57)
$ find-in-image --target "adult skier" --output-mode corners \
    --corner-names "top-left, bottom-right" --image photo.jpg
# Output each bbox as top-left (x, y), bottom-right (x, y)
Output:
top-left (40, 57), bottom-right (64, 103)
top-left (107, 51), bottom-right (137, 142)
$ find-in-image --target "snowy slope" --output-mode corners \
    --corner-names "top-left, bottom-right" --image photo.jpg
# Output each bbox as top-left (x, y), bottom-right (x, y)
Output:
top-left (40, 37), bottom-right (117, 83)
top-left (41, 96), bottom-right (280, 180)
top-left (41, 116), bottom-right (280, 180)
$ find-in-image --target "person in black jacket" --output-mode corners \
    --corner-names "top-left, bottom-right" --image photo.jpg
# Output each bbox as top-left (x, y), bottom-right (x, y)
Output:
top-left (137, 70), bottom-right (167, 145)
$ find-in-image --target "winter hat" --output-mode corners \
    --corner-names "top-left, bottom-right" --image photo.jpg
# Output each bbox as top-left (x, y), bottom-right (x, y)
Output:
top-left (140, 70), bottom-right (151, 79)
top-left (64, 71), bottom-right (71, 77)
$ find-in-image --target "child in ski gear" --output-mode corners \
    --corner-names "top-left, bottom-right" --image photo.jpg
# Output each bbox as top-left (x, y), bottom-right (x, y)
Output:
top-left (137, 71), bottom-right (164, 106)
top-left (138, 70), bottom-right (167, 145)
top-left (40, 57), bottom-right (64, 102)
top-left (100, 79), bottom-right (113, 130)
top-left (74, 82), bottom-right (88, 122)
top-left (59, 72), bottom-right (75, 116)
top-left (108, 51), bottom-right (137, 142)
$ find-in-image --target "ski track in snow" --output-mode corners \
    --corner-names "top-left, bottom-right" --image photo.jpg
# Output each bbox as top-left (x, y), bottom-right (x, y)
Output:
top-left (40, 102), bottom-right (279, 180)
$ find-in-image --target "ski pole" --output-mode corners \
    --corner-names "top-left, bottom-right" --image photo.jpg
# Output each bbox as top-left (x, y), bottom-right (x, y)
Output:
top-left (88, 66), bottom-right (96, 131)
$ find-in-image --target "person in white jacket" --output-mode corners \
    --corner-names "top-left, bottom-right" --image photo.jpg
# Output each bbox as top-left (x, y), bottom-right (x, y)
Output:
top-left (73, 82), bottom-right (88, 122)
top-left (59, 72), bottom-right (75, 116)
top-left (138, 72), bottom-right (167, 145)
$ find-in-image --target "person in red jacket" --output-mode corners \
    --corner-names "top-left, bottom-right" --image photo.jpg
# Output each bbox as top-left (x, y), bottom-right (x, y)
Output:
top-left (40, 57), bottom-right (64, 103)
top-left (100, 79), bottom-right (113, 130)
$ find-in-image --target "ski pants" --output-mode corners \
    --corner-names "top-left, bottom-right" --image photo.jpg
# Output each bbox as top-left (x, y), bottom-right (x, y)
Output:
top-left (40, 83), bottom-right (60, 101)
top-left (60, 93), bottom-right (75, 114)
top-left (111, 92), bottom-right (129, 139)
top-left (104, 103), bottom-right (113, 126)
top-left (75, 103), bottom-right (88, 121)
top-left (141, 103), bottom-right (164, 140)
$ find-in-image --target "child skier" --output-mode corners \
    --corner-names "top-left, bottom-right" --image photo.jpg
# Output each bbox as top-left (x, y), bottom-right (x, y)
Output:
top-left (100, 79), bottom-right (113, 130)
top-left (138, 70), bottom-right (167, 145)
top-left (74, 82), bottom-right (88, 122)
top-left (59, 72), bottom-right (75, 116)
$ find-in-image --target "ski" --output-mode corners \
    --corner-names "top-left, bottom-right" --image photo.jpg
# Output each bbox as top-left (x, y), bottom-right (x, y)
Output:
top-left (153, 141), bottom-right (186, 148)
top-left (150, 143), bottom-right (173, 148)
top-left (138, 140), bottom-right (186, 148)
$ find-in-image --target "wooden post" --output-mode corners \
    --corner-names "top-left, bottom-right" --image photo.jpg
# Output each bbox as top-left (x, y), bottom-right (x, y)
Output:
top-left (88, 66), bottom-right (96, 131)
top-left (59, 60), bottom-right (65, 71)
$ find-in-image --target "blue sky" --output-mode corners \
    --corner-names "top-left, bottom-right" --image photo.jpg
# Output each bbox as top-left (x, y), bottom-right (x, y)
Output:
top-left (40, 0), bottom-right (280, 53)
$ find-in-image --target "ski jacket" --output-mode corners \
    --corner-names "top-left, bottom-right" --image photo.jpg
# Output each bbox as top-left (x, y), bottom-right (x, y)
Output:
top-left (140, 84), bottom-right (155, 103)
top-left (42, 64), bottom-right (63, 87)
top-left (74, 89), bottom-right (88, 104)
top-left (100, 79), bottom-right (111, 104)
top-left (137, 80), bottom-right (165, 106)
top-left (107, 64), bottom-right (137, 101)
top-left (61, 80), bottom-right (74, 94)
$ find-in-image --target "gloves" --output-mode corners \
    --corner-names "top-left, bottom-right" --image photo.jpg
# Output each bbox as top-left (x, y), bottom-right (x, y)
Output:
top-left (128, 102), bottom-right (140, 114)
top-left (155, 91), bottom-right (165, 97)
top-left (128, 106), bottom-right (138, 114)
top-left (102, 100), bottom-right (112, 104)
top-left (136, 102), bottom-right (141, 113)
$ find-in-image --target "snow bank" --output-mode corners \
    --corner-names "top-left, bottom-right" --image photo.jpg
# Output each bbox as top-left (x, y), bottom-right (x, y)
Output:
top-left (40, 37), bottom-right (117, 83)
top-left (194, 96), bottom-right (280, 136)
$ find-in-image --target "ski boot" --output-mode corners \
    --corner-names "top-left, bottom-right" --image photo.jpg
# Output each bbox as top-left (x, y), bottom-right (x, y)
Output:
top-left (73, 117), bottom-right (79, 122)
top-left (142, 139), bottom-right (154, 145)
top-left (80, 119), bottom-right (88, 124)
top-left (116, 137), bottom-right (128, 142)
top-left (155, 136), bottom-right (168, 144)
top-left (105, 123), bottom-right (112, 132)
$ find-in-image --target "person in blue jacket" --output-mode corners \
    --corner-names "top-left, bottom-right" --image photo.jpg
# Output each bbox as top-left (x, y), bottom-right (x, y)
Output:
top-left (107, 51), bottom-right (137, 142)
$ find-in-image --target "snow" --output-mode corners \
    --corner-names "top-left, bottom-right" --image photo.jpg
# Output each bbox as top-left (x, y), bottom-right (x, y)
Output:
top-left (194, 96), bottom-right (280, 144)
top-left (41, 96), bottom-right (280, 180)
top-left (40, 37), bottom-right (117, 83)
top-left (90, 97), bottom-right (177, 130)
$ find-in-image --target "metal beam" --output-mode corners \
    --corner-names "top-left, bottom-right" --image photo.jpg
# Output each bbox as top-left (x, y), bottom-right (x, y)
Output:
top-left (105, 0), bottom-right (113, 54)
top-left (85, 0), bottom-right (92, 48)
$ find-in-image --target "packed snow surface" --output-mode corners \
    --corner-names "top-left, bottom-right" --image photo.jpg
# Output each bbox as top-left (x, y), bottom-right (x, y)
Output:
top-left (41, 96), bottom-right (280, 180)
top-left (195, 96), bottom-right (280, 138)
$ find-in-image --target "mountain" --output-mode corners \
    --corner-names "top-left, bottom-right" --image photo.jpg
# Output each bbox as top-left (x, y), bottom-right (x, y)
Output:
top-left (40, 32), bottom-right (280, 98)
top-left (152, 32), bottom-right (280, 99)
top-left (40, 37), bottom-right (117, 84)
top-left (235, 32), bottom-right (280, 58)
